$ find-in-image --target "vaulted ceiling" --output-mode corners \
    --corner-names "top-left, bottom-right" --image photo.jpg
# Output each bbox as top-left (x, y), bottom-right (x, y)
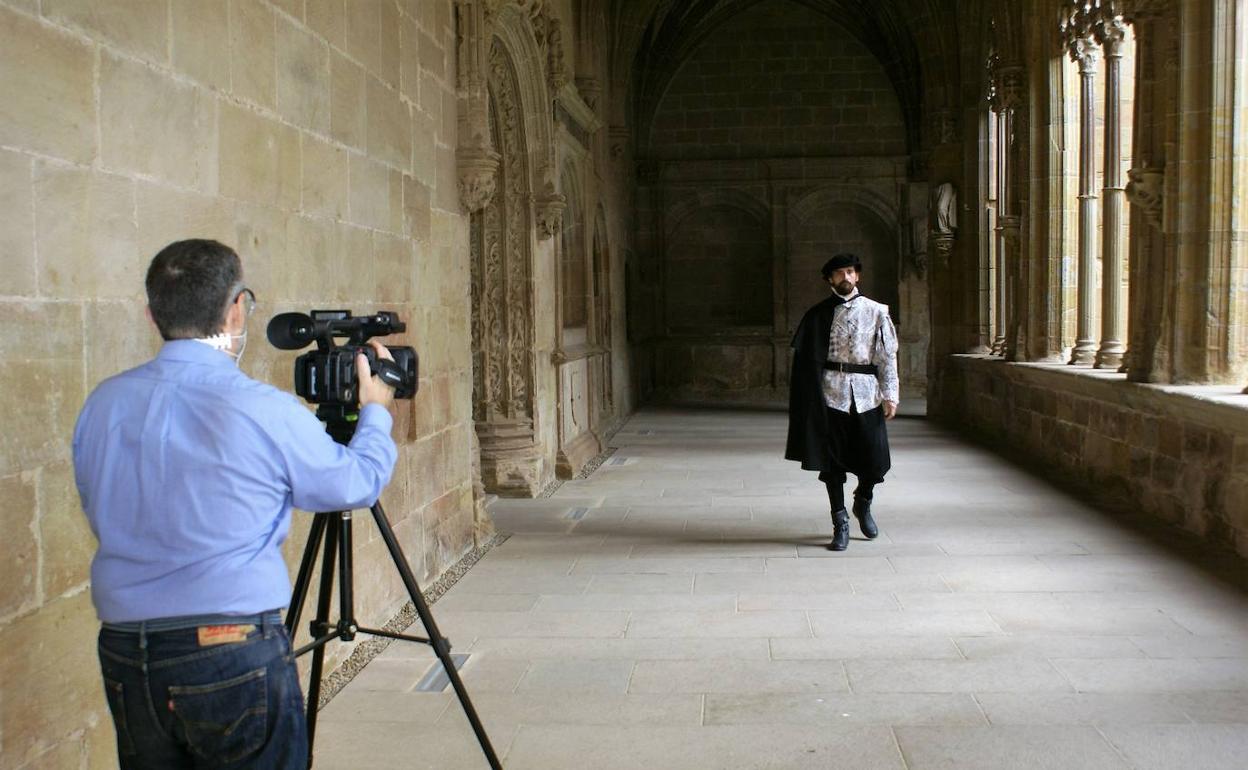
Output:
top-left (606, 0), bottom-right (962, 159)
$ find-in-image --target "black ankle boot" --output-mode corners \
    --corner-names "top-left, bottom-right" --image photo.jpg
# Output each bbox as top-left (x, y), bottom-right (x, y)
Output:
top-left (852, 496), bottom-right (878, 539)
top-left (829, 508), bottom-right (849, 551)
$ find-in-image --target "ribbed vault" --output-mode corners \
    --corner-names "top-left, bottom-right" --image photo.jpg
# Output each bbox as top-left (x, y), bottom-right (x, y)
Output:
top-left (609, 0), bottom-right (960, 163)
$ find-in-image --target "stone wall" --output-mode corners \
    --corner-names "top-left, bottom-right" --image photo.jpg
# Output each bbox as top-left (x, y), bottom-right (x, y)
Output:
top-left (0, 1), bottom-right (476, 765)
top-left (633, 0), bottom-right (926, 407)
top-left (941, 356), bottom-right (1248, 558)
top-left (645, 0), bottom-right (906, 159)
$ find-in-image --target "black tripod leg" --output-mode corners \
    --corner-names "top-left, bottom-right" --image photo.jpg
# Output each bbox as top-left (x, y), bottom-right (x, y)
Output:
top-left (370, 502), bottom-right (502, 770)
top-left (286, 513), bottom-right (329, 638)
top-left (304, 513), bottom-right (341, 765)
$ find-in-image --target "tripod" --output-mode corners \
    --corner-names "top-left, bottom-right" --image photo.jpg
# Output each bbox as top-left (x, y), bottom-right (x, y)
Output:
top-left (285, 406), bottom-right (501, 769)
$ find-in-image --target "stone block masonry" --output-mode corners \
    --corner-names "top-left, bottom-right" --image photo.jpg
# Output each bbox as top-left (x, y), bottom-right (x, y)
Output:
top-left (0, 0), bottom-right (475, 765)
top-left (943, 356), bottom-right (1248, 559)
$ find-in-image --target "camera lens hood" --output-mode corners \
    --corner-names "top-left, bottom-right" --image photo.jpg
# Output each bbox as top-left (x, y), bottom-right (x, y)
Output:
top-left (267, 312), bottom-right (316, 350)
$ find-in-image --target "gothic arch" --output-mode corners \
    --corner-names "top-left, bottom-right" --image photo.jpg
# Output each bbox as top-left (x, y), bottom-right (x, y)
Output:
top-left (492, 3), bottom-right (560, 205)
top-left (787, 185), bottom-right (902, 328)
top-left (663, 188), bottom-right (771, 239)
top-left (789, 184), bottom-right (900, 230)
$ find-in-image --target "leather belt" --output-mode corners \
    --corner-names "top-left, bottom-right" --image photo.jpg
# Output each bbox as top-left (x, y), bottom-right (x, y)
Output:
top-left (823, 361), bottom-right (878, 375)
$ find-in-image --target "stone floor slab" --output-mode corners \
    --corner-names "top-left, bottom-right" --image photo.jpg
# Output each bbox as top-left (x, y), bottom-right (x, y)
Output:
top-left (629, 659), bottom-right (848, 694)
top-left (975, 692), bottom-right (1193, 724)
top-left (311, 408), bottom-right (1248, 770)
top-left (894, 725), bottom-right (1129, 769)
top-left (703, 692), bottom-right (986, 726)
top-left (503, 725), bottom-right (906, 770)
top-left (1100, 724), bottom-right (1248, 770)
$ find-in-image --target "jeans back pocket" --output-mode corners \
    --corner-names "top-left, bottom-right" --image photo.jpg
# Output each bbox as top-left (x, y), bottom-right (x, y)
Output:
top-left (169, 667), bottom-right (267, 764)
top-left (102, 677), bottom-right (137, 756)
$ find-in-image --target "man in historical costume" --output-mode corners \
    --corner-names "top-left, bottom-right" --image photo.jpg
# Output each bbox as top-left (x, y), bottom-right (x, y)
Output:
top-left (786, 252), bottom-right (900, 551)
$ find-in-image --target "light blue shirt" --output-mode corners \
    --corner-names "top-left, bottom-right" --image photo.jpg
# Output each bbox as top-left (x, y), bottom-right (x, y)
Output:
top-left (73, 340), bottom-right (398, 623)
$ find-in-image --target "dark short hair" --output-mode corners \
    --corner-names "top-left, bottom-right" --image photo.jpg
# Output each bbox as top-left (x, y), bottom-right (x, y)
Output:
top-left (145, 239), bottom-right (242, 340)
top-left (821, 252), bottom-right (863, 279)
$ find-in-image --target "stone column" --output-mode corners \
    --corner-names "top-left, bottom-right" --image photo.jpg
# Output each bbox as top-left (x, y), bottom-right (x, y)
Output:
top-left (1096, 15), bottom-right (1128, 369)
top-left (991, 105), bottom-right (1008, 356)
top-left (1068, 36), bottom-right (1100, 366)
top-left (997, 66), bottom-right (1024, 361)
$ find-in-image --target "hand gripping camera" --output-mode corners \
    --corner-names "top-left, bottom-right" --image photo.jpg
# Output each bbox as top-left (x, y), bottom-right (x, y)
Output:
top-left (266, 310), bottom-right (418, 406)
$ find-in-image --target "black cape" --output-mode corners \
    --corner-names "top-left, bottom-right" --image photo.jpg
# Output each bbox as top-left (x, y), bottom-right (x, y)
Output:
top-left (784, 294), bottom-right (891, 480)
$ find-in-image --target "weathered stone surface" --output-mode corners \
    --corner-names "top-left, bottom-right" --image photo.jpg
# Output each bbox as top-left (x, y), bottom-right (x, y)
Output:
top-left (403, 174), bottom-right (432, 242)
top-left (0, 302), bottom-right (85, 477)
top-left (44, 0), bottom-right (167, 63)
top-left (400, 13), bottom-right (422, 103)
top-left (277, 16), bottom-right (331, 134)
top-left (348, 154), bottom-right (400, 231)
top-left (34, 164), bottom-right (140, 300)
top-left (219, 103), bottom-right (301, 209)
top-left (0, 472), bottom-right (39, 619)
top-left (171, 0), bottom-right (230, 90)
top-left (306, 0), bottom-right (346, 47)
top-left (100, 52), bottom-right (218, 192)
top-left (0, 149), bottom-right (35, 296)
top-left (367, 75), bottom-right (412, 170)
top-left (136, 181), bottom-right (236, 260)
top-left (344, 0), bottom-right (384, 77)
top-left (0, 6), bottom-right (95, 162)
top-left (330, 50), bottom-right (368, 150)
top-left (230, 0), bottom-right (277, 109)
top-left (301, 134), bottom-right (349, 220)
top-left (39, 462), bottom-right (95, 599)
top-left (0, 591), bottom-right (105, 766)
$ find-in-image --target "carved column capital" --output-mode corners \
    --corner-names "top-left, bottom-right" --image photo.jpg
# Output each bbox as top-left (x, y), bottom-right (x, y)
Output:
top-left (991, 65), bottom-right (1025, 112)
top-left (1070, 35), bottom-right (1101, 72)
top-left (1060, 1), bottom-right (1101, 70)
top-left (1096, 14), bottom-right (1129, 57)
top-left (457, 147), bottom-right (501, 212)
top-left (535, 192), bottom-right (566, 239)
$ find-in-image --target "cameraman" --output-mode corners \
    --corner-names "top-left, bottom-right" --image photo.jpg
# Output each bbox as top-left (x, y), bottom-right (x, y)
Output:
top-left (73, 239), bottom-right (399, 769)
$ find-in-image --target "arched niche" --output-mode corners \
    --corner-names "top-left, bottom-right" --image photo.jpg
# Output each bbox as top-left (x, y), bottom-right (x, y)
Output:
top-left (664, 201), bottom-right (773, 332)
top-left (559, 163), bottom-right (587, 340)
top-left (788, 186), bottom-right (902, 330)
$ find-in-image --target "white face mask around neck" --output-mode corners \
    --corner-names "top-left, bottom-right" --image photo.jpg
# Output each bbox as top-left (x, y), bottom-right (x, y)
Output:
top-left (192, 331), bottom-right (248, 363)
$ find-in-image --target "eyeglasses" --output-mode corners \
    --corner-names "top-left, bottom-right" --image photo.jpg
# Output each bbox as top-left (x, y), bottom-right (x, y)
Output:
top-left (234, 287), bottom-right (256, 317)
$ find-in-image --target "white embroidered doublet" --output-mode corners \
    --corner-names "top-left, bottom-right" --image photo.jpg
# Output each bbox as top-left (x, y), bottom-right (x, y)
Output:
top-left (821, 294), bottom-right (900, 412)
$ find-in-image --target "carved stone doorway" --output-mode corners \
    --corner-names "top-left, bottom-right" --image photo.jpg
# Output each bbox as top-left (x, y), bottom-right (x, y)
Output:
top-left (470, 40), bottom-right (542, 497)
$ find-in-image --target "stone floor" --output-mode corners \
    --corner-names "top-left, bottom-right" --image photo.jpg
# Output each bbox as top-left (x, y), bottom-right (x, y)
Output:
top-left (312, 407), bottom-right (1248, 769)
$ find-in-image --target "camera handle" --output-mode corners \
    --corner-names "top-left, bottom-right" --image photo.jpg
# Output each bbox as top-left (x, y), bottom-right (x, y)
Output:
top-left (284, 416), bottom-right (501, 769)
top-left (372, 357), bottom-right (407, 390)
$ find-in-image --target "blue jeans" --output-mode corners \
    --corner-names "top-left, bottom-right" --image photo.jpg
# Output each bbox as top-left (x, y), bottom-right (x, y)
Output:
top-left (97, 613), bottom-right (307, 769)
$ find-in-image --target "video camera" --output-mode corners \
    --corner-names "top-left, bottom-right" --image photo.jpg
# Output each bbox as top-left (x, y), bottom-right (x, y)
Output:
top-left (266, 310), bottom-right (418, 406)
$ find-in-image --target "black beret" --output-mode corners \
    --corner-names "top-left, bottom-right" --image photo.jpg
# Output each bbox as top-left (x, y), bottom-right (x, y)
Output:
top-left (820, 253), bottom-right (863, 279)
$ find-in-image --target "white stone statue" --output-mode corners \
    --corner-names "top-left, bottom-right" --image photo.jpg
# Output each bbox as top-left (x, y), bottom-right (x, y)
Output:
top-left (933, 182), bottom-right (957, 234)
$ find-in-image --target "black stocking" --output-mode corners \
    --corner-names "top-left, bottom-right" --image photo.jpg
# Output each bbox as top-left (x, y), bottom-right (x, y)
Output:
top-left (818, 471), bottom-right (846, 511)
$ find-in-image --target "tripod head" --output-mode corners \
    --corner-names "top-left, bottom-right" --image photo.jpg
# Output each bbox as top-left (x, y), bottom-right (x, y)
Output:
top-left (315, 404), bottom-right (361, 445)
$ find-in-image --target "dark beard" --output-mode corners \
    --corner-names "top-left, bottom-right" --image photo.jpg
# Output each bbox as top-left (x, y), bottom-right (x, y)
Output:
top-left (835, 281), bottom-right (854, 295)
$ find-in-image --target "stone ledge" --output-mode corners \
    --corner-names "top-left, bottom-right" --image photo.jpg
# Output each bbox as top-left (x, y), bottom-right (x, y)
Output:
top-left (950, 354), bottom-right (1248, 434)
